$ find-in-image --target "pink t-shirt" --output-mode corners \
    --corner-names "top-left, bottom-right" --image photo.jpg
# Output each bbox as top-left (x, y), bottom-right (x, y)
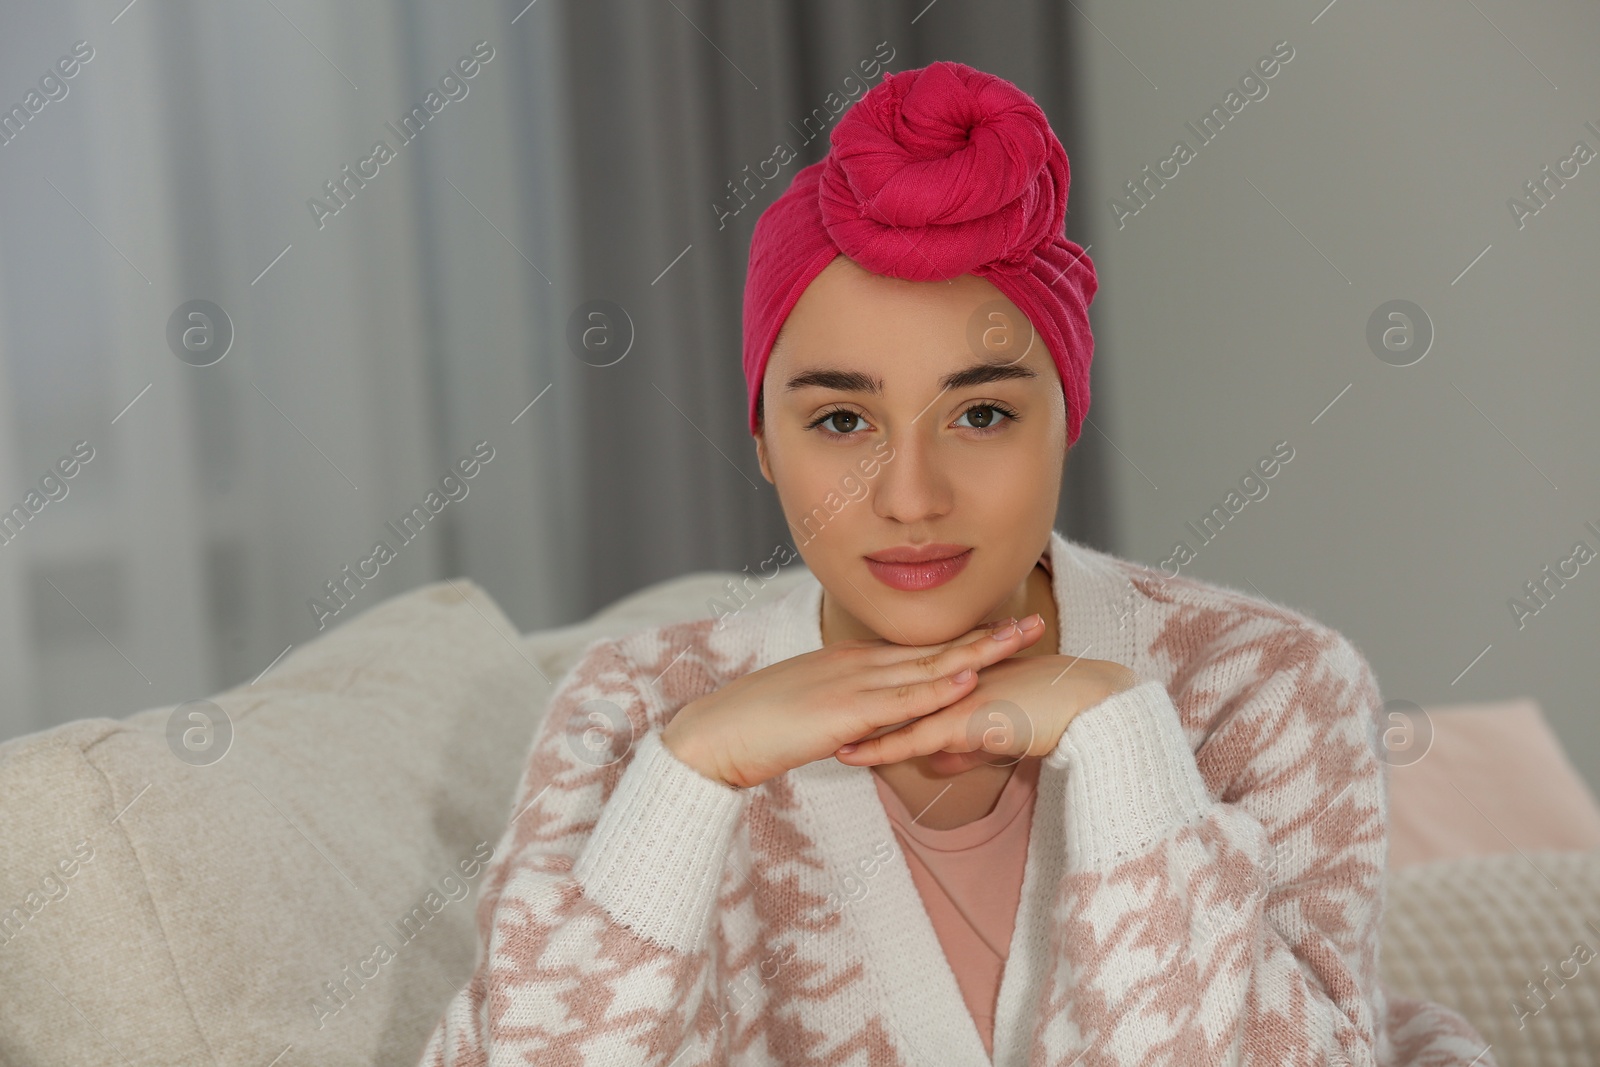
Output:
top-left (871, 754), bottom-right (1041, 1057)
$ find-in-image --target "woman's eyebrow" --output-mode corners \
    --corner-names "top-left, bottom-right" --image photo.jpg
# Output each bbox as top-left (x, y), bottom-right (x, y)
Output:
top-left (784, 360), bottom-right (1038, 396)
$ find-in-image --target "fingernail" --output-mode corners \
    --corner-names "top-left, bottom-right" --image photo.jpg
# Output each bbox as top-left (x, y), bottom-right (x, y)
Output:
top-left (1018, 613), bottom-right (1043, 631)
top-left (952, 668), bottom-right (974, 683)
top-left (838, 743), bottom-right (858, 754)
top-left (991, 623), bottom-right (1018, 640)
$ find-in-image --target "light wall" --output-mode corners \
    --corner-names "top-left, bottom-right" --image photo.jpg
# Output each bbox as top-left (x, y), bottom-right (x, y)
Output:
top-left (1073, 0), bottom-right (1600, 793)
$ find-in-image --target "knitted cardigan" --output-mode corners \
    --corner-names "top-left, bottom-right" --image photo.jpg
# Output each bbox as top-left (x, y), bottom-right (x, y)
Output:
top-left (418, 530), bottom-right (1495, 1066)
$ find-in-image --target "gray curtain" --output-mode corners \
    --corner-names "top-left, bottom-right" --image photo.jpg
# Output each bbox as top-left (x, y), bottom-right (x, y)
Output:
top-left (0, 0), bottom-right (1108, 741)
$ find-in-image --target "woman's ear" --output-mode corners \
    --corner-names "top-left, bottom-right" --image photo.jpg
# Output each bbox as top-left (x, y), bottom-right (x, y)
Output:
top-left (754, 430), bottom-right (774, 484)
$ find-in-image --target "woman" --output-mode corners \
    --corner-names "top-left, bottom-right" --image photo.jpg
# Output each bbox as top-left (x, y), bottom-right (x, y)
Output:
top-left (420, 61), bottom-right (1493, 1066)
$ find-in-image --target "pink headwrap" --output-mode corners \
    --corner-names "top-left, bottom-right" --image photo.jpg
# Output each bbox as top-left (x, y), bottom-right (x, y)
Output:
top-left (742, 60), bottom-right (1099, 445)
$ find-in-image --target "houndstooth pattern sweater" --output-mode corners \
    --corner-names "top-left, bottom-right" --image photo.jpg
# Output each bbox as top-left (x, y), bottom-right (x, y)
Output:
top-left (417, 530), bottom-right (1495, 1066)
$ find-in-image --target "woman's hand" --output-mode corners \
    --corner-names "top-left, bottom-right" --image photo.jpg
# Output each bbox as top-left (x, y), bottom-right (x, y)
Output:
top-left (830, 625), bottom-right (1140, 774)
top-left (661, 616), bottom-right (1047, 789)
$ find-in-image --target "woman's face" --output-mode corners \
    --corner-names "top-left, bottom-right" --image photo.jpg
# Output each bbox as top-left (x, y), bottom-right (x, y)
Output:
top-left (754, 254), bottom-right (1068, 647)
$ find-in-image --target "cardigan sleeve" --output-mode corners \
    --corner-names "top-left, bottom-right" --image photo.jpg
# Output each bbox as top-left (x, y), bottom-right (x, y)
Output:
top-left (1038, 632), bottom-right (1496, 1067)
top-left (416, 637), bottom-right (748, 1066)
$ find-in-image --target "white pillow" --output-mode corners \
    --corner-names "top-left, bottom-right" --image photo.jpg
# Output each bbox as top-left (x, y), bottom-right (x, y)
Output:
top-left (1380, 848), bottom-right (1600, 1065)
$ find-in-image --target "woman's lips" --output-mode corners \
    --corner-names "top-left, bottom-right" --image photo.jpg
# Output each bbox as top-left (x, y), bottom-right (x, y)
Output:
top-left (864, 548), bottom-right (973, 591)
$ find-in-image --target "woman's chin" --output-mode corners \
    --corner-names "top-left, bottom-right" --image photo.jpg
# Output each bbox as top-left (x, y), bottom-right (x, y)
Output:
top-left (823, 584), bottom-right (994, 647)
top-left (870, 616), bottom-right (982, 647)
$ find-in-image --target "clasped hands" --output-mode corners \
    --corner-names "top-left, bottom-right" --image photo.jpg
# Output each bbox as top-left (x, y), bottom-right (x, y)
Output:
top-left (662, 611), bottom-right (1140, 790)
top-left (832, 614), bottom-right (1139, 775)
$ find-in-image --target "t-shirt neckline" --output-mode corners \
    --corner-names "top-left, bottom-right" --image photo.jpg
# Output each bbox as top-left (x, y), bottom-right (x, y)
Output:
top-left (872, 756), bottom-right (1041, 851)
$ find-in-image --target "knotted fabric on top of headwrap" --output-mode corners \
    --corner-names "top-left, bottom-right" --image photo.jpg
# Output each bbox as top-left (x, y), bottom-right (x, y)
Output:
top-left (742, 60), bottom-right (1099, 446)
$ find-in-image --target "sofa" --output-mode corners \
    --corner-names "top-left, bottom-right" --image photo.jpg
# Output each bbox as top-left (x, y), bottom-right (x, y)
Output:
top-left (1, 570), bottom-right (1597, 1066)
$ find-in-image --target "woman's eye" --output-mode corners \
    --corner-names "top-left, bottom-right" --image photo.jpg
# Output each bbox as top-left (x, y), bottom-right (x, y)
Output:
top-left (809, 404), bottom-right (1015, 437)
top-left (954, 404), bottom-right (1015, 432)
top-left (812, 410), bottom-right (866, 435)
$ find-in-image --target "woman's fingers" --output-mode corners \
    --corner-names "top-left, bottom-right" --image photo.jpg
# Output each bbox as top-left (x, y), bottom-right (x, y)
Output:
top-left (849, 659), bottom-right (980, 743)
top-left (875, 613), bottom-right (1045, 690)
top-left (838, 695), bottom-right (1035, 767)
top-left (837, 703), bottom-right (978, 766)
top-left (839, 616), bottom-right (1043, 746)
top-left (853, 714), bottom-right (932, 743)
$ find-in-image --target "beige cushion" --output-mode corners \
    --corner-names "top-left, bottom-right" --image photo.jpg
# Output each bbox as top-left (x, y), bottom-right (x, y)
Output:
top-left (0, 570), bottom-right (805, 1067)
top-left (1380, 849), bottom-right (1600, 1066)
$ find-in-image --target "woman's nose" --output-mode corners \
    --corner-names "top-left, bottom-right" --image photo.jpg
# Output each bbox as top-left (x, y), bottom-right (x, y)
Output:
top-left (869, 433), bottom-right (952, 524)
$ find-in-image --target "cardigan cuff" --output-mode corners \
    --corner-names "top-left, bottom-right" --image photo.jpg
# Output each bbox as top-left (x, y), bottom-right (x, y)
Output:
top-left (571, 727), bottom-right (748, 953)
top-left (1046, 679), bottom-right (1215, 872)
